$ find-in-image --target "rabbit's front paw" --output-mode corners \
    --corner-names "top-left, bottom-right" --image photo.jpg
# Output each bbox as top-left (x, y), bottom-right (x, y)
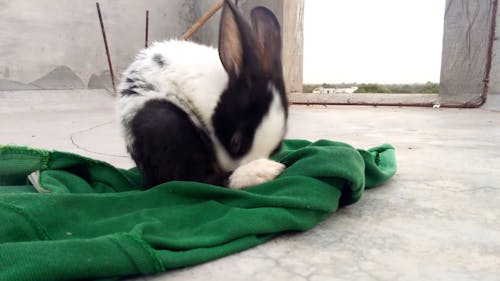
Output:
top-left (228, 159), bottom-right (285, 190)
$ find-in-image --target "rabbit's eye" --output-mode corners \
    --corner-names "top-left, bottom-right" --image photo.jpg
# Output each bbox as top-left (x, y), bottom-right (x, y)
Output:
top-left (230, 132), bottom-right (243, 152)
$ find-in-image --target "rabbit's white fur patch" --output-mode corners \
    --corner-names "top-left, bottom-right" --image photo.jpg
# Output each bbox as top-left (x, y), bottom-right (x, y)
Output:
top-left (117, 40), bottom-right (227, 147)
top-left (117, 40), bottom-right (286, 172)
top-left (228, 158), bottom-right (285, 189)
top-left (228, 84), bottom-right (286, 167)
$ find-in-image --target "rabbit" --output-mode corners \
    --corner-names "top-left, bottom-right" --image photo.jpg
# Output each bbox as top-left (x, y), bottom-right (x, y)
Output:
top-left (116, 0), bottom-right (288, 189)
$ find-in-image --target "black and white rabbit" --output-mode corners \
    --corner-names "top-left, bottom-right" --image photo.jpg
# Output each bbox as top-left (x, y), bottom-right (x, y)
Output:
top-left (116, 0), bottom-right (288, 189)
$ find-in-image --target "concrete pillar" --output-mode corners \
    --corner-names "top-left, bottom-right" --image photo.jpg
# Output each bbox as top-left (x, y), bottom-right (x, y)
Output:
top-left (439, 0), bottom-right (497, 107)
top-left (484, 2), bottom-right (500, 109)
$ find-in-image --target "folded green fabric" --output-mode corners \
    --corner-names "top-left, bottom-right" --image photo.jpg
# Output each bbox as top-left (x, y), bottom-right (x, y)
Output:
top-left (0, 139), bottom-right (396, 281)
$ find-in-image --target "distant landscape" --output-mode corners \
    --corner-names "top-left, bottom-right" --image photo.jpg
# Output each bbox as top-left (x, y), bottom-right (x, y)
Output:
top-left (303, 82), bottom-right (439, 94)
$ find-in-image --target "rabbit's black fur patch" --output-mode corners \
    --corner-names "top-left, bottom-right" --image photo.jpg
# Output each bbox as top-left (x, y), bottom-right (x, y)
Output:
top-left (130, 99), bottom-right (229, 188)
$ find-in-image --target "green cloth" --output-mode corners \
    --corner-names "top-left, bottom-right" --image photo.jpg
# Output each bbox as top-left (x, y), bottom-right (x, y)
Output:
top-left (0, 139), bottom-right (396, 281)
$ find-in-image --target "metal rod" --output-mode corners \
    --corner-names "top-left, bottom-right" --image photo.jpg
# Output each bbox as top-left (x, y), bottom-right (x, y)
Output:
top-left (145, 10), bottom-right (149, 48)
top-left (96, 2), bottom-right (116, 93)
top-left (180, 0), bottom-right (224, 40)
top-left (288, 101), bottom-right (488, 108)
top-left (290, 101), bottom-right (436, 108)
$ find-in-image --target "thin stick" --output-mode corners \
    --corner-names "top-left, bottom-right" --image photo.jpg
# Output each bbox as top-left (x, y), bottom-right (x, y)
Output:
top-left (96, 2), bottom-right (116, 93)
top-left (145, 10), bottom-right (149, 48)
top-left (180, 0), bottom-right (224, 40)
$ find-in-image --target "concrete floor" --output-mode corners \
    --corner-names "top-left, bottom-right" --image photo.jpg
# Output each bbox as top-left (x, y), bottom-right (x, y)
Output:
top-left (1, 90), bottom-right (499, 281)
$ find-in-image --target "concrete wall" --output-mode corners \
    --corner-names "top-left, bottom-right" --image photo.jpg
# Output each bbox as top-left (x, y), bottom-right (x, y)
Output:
top-left (0, 0), bottom-right (202, 90)
top-left (0, 0), bottom-right (303, 93)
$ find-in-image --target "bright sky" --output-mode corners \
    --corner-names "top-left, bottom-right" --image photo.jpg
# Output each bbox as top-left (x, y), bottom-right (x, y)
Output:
top-left (303, 0), bottom-right (445, 84)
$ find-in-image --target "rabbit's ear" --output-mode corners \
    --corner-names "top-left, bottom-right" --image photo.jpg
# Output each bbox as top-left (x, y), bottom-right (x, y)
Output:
top-left (219, 0), bottom-right (257, 78)
top-left (250, 7), bottom-right (282, 78)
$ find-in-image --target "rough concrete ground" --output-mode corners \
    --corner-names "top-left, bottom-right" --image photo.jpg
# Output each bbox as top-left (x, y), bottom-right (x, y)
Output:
top-left (1, 90), bottom-right (499, 281)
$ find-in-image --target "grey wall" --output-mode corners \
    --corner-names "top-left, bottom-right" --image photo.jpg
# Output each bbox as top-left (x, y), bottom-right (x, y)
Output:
top-left (0, 0), bottom-right (200, 90)
top-left (0, 0), bottom-right (303, 93)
